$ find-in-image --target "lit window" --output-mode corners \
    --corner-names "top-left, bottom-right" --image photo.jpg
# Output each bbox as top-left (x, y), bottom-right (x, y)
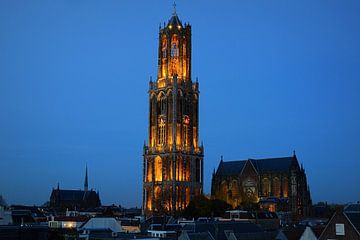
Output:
top-left (335, 223), bottom-right (345, 235)
top-left (158, 116), bottom-right (166, 146)
top-left (171, 43), bottom-right (178, 57)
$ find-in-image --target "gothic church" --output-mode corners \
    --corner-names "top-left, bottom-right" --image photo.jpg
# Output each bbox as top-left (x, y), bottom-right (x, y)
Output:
top-left (211, 153), bottom-right (312, 218)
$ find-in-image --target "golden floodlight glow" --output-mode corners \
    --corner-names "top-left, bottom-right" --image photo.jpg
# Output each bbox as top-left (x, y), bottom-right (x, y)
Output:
top-left (143, 12), bottom-right (203, 215)
top-left (63, 222), bottom-right (75, 228)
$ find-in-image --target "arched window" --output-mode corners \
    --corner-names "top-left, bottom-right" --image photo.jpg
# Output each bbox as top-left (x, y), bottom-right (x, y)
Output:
top-left (157, 93), bottom-right (166, 115)
top-left (262, 178), bottom-right (270, 197)
top-left (154, 156), bottom-right (162, 182)
top-left (185, 187), bottom-right (190, 206)
top-left (166, 90), bottom-right (173, 119)
top-left (154, 186), bottom-right (162, 211)
top-left (221, 181), bottom-right (228, 201)
top-left (162, 35), bottom-right (167, 58)
top-left (147, 159), bottom-right (152, 182)
top-left (185, 158), bottom-right (190, 181)
top-left (166, 91), bottom-right (173, 145)
top-left (183, 115), bottom-right (190, 147)
top-left (182, 37), bottom-right (187, 78)
top-left (170, 34), bottom-right (179, 76)
top-left (231, 180), bottom-right (240, 197)
top-left (182, 37), bottom-right (186, 57)
top-left (171, 35), bottom-right (179, 57)
top-left (283, 177), bottom-right (289, 197)
top-left (157, 116), bottom-right (166, 146)
top-left (273, 177), bottom-right (281, 197)
top-left (146, 188), bottom-right (152, 210)
top-left (161, 36), bottom-right (167, 77)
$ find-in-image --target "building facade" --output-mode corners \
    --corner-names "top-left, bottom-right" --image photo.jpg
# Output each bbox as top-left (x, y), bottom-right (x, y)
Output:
top-left (211, 154), bottom-right (311, 218)
top-left (142, 9), bottom-right (204, 215)
top-left (50, 166), bottom-right (101, 211)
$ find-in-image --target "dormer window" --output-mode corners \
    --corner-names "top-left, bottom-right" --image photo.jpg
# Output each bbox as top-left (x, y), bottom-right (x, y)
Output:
top-left (171, 43), bottom-right (178, 57)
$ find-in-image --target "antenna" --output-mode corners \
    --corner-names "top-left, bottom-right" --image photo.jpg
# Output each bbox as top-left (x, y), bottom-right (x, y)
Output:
top-left (84, 164), bottom-right (88, 192)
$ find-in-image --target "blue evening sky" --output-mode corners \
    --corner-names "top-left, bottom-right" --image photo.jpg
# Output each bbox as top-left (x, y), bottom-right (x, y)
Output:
top-left (1, 0), bottom-right (359, 207)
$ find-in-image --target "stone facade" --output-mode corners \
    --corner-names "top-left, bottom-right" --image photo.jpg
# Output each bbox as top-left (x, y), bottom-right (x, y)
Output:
top-left (211, 154), bottom-right (311, 218)
top-left (142, 11), bottom-right (204, 215)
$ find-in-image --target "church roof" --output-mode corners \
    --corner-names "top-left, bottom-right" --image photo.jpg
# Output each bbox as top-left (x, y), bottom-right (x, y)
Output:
top-left (167, 2), bottom-right (183, 29)
top-left (215, 156), bottom-right (296, 176)
top-left (216, 161), bottom-right (246, 176)
top-left (168, 14), bottom-right (183, 28)
top-left (52, 189), bottom-right (98, 201)
top-left (250, 157), bottom-right (294, 172)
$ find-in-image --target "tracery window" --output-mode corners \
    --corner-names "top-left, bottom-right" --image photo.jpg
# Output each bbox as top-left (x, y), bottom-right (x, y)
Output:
top-left (183, 124), bottom-right (189, 147)
top-left (162, 36), bottom-right (167, 58)
top-left (171, 42), bottom-right (178, 57)
top-left (273, 177), bottom-right (281, 197)
top-left (158, 116), bottom-right (166, 146)
top-left (161, 36), bottom-right (167, 77)
top-left (262, 178), bottom-right (270, 196)
top-left (157, 93), bottom-right (166, 115)
top-left (170, 35), bottom-right (179, 75)
top-left (154, 156), bottom-right (162, 182)
top-left (147, 159), bottom-right (152, 182)
top-left (183, 115), bottom-right (190, 147)
top-left (283, 177), bottom-right (289, 197)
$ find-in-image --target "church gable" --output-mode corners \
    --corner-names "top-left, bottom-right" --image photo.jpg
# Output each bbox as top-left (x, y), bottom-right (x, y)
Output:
top-left (238, 160), bottom-right (260, 204)
top-left (240, 160), bottom-right (258, 177)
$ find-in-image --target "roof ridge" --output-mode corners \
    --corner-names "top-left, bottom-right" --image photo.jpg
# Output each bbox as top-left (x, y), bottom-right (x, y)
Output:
top-left (221, 159), bottom-right (247, 163)
top-left (252, 156), bottom-right (293, 161)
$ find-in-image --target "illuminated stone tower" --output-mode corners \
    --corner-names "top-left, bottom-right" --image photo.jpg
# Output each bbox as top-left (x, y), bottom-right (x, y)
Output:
top-left (142, 6), bottom-right (204, 215)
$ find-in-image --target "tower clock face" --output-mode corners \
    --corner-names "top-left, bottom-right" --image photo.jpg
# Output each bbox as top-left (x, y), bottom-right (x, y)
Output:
top-left (183, 115), bottom-right (190, 125)
top-left (159, 116), bottom-right (165, 125)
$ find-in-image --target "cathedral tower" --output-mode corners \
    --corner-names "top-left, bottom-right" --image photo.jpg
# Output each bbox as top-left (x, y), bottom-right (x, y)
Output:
top-left (142, 7), bottom-right (204, 215)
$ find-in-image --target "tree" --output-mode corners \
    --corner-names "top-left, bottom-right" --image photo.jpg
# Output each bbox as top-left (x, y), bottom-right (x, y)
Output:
top-left (237, 200), bottom-right (260, 211)
top-left (183, 195), bottom-right (231, 219)
top-left (211, 199), bottom-right (233, 216)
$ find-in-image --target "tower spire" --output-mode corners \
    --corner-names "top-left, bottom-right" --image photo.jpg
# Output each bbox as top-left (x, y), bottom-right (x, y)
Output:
top-left (84, 164), bottom-right (88, 192)
top-left (172, 1), bottom-right (177, 16)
